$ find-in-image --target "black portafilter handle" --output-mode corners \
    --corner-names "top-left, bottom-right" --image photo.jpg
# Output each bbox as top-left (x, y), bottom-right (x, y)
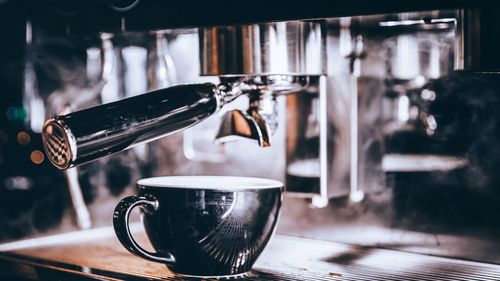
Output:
top-left (42, 83), bottom-right (221, 170)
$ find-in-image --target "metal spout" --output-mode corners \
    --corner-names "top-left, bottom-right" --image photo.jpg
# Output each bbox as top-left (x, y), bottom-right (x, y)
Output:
top-left (215, 83), bottom-right (281, 147)
top-left (215, 109), bottom-right (272, 147)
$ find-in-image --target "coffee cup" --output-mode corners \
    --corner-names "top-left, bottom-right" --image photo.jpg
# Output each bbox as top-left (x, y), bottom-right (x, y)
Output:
top-left (113, 176), bottom-right (283, 278)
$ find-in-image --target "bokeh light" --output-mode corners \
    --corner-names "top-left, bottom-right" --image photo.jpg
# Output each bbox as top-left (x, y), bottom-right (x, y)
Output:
top-left (30, 150), bottom-right (44, 164)
top-left (17, 131), bottom-right (31, 146)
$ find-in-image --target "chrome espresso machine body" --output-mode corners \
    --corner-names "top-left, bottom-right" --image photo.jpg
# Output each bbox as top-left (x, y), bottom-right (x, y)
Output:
top-left (3, 0), bottom-right (500, 279)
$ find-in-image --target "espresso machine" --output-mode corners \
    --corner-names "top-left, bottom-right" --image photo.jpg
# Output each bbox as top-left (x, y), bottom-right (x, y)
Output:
top-left (2, 0), bottom-right (500, 280)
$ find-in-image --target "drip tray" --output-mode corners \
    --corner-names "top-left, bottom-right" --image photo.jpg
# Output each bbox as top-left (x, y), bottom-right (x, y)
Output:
top-left (1, 226), bottom-right (500, 280)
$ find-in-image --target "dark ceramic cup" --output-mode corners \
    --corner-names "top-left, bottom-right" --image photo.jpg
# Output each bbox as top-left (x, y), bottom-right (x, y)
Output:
top-left (113, 176), bottom-right (283, 278)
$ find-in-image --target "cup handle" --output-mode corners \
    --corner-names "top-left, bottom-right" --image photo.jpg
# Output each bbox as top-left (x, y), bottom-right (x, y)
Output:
top-left (113, 195), bottom-right (176, 265)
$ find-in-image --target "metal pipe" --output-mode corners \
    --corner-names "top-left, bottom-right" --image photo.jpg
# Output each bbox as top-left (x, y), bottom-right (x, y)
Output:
top-left (42, 83), bottom-right (221, 169)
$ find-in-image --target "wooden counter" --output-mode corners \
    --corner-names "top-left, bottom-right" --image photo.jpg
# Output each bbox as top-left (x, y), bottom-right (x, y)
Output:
top-left (1, 226), bottom-right (500, 280)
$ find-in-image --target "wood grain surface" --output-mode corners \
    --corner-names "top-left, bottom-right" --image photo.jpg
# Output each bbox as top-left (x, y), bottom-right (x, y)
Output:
top-left (4, 229), bottom-right (500, 281)
top-left (13, 231), bottom-right (174, 279)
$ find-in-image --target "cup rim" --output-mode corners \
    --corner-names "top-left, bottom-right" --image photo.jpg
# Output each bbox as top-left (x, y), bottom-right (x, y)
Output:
top-left (137, 176), bottom-right (283, 190)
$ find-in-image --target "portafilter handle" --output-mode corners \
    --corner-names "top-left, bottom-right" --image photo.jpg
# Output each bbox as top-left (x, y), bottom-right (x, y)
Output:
top-left (42, 83), bottom-right (222, 170)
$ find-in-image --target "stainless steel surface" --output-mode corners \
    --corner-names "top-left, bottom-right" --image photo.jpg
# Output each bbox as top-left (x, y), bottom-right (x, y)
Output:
top-left (384, 19), bottom-right (455, 80)
top-left (216, 92), bottom-right (276, 147)
top-left (147, 31), bottom-right (176, 90)
top-left (455, 9), bottom-right (480, 71)
top-left (455, 8), bottom-right (500, 71)
top-left (42, 83), bottom-right (221, 169)
top-left (382, 18), bottom-right (455, 135)
top-left (247, 106), bottom-right (272, 147)
top-left (216, 109), bottom-right (272, 147)
top-left (43, 118), bottom-right (76, 169)
top-left (99, 32), bottom-right (123, 104)
top-left (200, 21), bottom-right (326, 76)
top-left (215, 75), bottom-right (315, 148)
top-left (285, 85), bottom-right (322, 196)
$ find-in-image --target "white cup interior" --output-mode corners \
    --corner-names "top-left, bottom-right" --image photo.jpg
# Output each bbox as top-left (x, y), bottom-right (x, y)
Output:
top-left (137, 176), bottom-right (283, 190)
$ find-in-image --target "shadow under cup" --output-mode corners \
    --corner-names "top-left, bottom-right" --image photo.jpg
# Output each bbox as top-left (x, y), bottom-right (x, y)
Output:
top-left (113, 176), bottom-right (283, 278)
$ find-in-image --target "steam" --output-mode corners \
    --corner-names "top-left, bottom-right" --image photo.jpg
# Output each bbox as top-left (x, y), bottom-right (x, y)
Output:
top-left (427, 72), bottom-right (500, 191)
